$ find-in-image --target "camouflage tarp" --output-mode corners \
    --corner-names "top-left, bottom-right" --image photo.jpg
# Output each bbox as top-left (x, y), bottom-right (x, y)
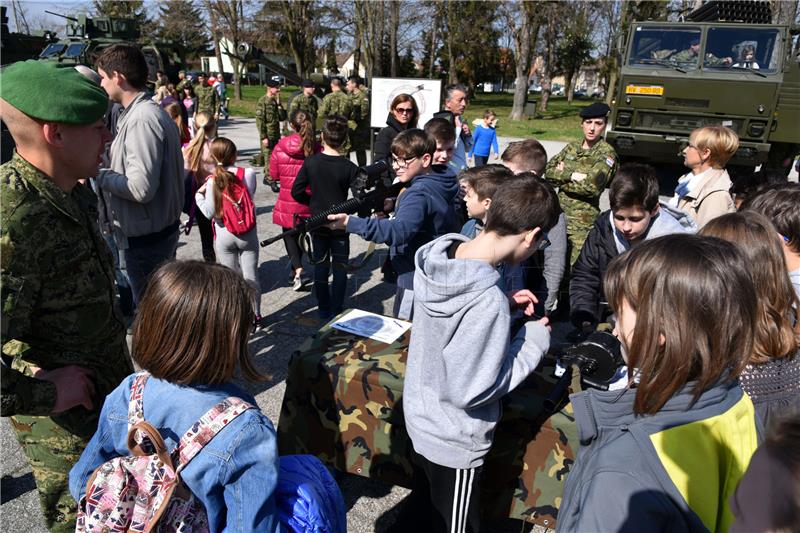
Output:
top-left (277, 312), bottom-right (578, 528)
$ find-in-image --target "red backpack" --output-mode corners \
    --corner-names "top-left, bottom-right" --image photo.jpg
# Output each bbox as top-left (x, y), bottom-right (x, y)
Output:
top-left (219, 167), bottom-right (256, 235)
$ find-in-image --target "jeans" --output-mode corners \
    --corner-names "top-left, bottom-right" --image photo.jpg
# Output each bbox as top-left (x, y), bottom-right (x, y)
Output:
top-left (311, 233), bottom-right (349, 319)
top-left (122, 230), bottom-right (179, 305)
top-left (473, 155), bottom-right (488, 167)
top-left (102, 233), bottom-right (134, 318)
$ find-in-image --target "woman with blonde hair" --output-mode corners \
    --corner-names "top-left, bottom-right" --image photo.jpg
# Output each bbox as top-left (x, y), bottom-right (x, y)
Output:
top-left (164, 102), bottom-right (190, 145)
top-left (195, 138), bottom-right (263, 331)
top-left (700, 211), bottom-right (800, 428)
top-left (183, 111), bottom-right (217, 261)
top-left (670, 125), bottom-right (738, 227)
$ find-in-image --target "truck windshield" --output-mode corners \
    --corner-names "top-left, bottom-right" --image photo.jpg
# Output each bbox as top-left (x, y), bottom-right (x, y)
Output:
top-left (65, 43), bottom-right (87, 58)
top-left (628, 26), bottom-right (703, 69)
top-left (39, 43), bottom-right (66, 58)
top-left (704, 27), bottom-right (781, 73)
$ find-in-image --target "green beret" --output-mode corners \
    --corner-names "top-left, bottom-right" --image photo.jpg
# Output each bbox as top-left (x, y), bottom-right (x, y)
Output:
top-left (1, 60), bottom-right (108, 124)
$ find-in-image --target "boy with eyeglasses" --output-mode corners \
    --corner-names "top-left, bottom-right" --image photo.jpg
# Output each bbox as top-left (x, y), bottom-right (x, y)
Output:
top-left (327, 128), bottom-right (460, 319)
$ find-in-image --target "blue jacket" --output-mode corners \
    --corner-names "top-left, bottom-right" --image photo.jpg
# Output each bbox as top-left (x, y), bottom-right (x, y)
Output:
top-left (69, 373), bottom-right (280, 533)
top-left (468, 123), bottom-right (498, 158)
top-left (347, 164), bottom-right (461, 289)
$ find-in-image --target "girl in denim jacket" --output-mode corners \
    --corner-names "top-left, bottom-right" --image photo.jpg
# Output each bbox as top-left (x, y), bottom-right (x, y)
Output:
top-left (69, 260), bottom-right (280, 533)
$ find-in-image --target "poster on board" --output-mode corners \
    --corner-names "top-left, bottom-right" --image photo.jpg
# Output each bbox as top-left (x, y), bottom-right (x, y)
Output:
top-left (369, 77), bottom-right (443, 129)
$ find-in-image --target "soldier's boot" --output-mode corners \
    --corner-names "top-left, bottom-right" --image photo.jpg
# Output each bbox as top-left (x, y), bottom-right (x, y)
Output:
top-left (11, 415), bottom-right (89, 533)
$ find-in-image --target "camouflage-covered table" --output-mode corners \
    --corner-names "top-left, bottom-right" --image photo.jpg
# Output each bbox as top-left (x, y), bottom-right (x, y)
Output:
top-left (277, 312), bottom-right (578, 528)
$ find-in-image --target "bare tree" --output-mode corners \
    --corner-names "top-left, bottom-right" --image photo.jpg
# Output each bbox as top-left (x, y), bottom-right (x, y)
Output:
top-left (389, 1), bottom-right (400, 77)
top-left (537, 2), bottom-right (561, 112)
top-left (354, 0), bottom-right (384, 81)
top-left (507, 1), bottom-right (540, 120)
top-left (206, 0), bottom-right (251, 100)
top-left (278, 0), bottom-right (314, 77)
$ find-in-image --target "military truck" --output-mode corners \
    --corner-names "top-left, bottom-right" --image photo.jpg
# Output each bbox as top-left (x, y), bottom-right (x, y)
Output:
top-left (607, 1), bottom-right (800, 175)
top-left (37, 12), bottom-right (183, 85)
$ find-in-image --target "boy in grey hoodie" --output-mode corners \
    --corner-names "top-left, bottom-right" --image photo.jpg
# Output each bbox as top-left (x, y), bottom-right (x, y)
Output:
top-left (399, 177), bottom-right (561, 533)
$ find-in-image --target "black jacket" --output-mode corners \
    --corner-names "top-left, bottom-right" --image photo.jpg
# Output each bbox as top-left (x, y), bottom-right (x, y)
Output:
top-left (373, 113), bottom-right (409, 164)
top-left (569, 211), bottom-right (618, 327)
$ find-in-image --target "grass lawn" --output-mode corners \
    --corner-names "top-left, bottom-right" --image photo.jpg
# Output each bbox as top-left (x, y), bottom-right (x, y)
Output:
top-left (227, 84), bottom-right (600, 143)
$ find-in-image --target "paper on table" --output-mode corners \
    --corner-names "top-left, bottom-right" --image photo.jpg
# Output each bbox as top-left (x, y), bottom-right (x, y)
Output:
top-left (331, 309), bottom-right (411, 344)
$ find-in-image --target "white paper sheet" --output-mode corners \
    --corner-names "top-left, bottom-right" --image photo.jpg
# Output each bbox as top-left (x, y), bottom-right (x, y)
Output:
top-left (331, 309), bottom-right (411, 344)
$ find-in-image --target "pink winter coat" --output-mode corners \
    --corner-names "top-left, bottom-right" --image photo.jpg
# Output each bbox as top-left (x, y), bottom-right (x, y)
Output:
top-left (270, 134), bottom-right (319, 228)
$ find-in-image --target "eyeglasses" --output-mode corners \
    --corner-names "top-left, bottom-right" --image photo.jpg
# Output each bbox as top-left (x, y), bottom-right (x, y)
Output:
top-left (537, 232), bottom-right (551, 251)
top-left (391, 155), bottom-right (417, 168)
top-left (394, 107), bottom-right (414, 115)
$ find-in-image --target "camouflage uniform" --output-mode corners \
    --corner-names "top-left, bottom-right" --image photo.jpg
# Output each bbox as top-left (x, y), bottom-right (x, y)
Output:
top-left (288, 93), bottom-right (319, 129)
top-left (1, 154), bottom-right (132, 531)
top-left (277, 314), bottom-right (577, 528)
top-left (194, 84), bottom-right (219, 117)
top-left (348, 88), bottom-right (371, 166)
top-left (175, 78), bottom-right (192, 93)
top-left (653, 48), bottom-right (729, 67)
top-left (255, 94), bottom-right (287, 183)
top-left (545, 139), bottom-right (618, 265)
top-left (319, 90), bottom-right (353, 154)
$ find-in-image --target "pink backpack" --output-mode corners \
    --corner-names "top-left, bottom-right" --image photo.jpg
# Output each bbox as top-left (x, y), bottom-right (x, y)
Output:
top-left (219, 166), bottom-right (256, 235)
top-left (76, 373), bottom-right (254, 532)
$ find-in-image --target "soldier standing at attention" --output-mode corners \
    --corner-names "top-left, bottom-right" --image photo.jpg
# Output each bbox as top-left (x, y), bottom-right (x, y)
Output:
top-left (0, 61), bottom-right (133, 532)
top-left (289, 79), bottom-right (319, 128)
top-left (256, 79), bottom-right (287, 192)
top-left (194, 72), bottom-right (219, 121)
top-left (347, 75), bottom-right (371, 166)
top-left (319, 78), bottom-right (353, 156)
top-left (545, 102), bottom-right (618, 265)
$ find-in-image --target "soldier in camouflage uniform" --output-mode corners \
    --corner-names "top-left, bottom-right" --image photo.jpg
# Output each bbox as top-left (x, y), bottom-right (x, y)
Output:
top-left (256, 79), bottom-right (287, 192)
top-left (653, 38), bottom-right (732, 67)
top-left (346, 75), bottom-right (371, 167)
top-left (175, 70), bottom-right (190, 93)
top-left (319, 78), bottom-right (353, 155)
top-left (193, 72), bottom-right (219, 120)
top-left (0, 61), bottom-right (133, 532)
top-left (545, 102), bottom-right (618, 265)
top-left (289, 79), bottom-right (319, 129)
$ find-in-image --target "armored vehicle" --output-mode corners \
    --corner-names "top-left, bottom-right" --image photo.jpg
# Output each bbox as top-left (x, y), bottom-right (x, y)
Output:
top-left (38, 12), bottom-right (183, 84)
top-left (607, 1), bottom-right (800, 175)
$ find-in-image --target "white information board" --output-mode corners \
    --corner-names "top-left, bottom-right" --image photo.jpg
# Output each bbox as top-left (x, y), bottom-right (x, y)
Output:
top-left (369, 77), bottom-right (443, 129)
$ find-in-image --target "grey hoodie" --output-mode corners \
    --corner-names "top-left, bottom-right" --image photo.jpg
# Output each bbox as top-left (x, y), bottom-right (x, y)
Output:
top-left (404, 233), bottom-right (550, 469)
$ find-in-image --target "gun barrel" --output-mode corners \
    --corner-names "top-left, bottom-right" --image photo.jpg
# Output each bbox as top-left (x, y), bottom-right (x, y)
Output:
top-left (44, 10), bottom-right (78, 21)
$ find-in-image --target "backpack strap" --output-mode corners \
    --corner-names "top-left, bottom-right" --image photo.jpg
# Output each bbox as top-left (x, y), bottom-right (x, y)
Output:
top-left (172, 397), bottom-right (254, 472)
top-left (127, 372), bottom-right (150, 428)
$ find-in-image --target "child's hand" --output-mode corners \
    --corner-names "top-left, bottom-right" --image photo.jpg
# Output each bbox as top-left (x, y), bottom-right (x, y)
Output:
top-left (327, 213), bottom-right (349, 230)
top-left (507, 289), bottom-right (538, 316)
top-left (536, 315), bottom-right (551, 331)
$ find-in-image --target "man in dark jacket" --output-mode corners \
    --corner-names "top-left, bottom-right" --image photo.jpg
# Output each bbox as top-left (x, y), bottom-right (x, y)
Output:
top-left (570, 163), bottom-right (696, 331)
top-left (327, 128), bottom-right (460, 319)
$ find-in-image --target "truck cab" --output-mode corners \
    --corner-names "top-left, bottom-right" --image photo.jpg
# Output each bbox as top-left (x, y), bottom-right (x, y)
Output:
top-left (607, 21), bottom-right (799, 174)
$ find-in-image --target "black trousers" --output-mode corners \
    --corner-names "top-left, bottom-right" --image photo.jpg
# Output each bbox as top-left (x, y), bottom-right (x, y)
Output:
top-left (195, 209), bottom-right (216, 262)
top-left (393, 449), bottom-right (482, 533)
top-left (281, 227), bottom-right (304, 271)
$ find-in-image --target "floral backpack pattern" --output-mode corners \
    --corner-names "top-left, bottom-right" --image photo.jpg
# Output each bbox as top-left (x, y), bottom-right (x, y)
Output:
top-left (76, 373), bottom-right (254, 532)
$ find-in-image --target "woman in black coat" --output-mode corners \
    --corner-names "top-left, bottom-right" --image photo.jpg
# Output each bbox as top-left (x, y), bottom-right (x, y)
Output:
top-left (373, 93), bottom-right (419, 164)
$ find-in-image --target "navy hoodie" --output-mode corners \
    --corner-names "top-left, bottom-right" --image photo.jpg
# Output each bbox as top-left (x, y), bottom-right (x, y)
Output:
top-left (346, 164), bottom-right (460, 289)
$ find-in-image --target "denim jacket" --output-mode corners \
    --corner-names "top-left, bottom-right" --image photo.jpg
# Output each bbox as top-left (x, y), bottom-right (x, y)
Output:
top-left (69, 373), bottom-right (280, 533)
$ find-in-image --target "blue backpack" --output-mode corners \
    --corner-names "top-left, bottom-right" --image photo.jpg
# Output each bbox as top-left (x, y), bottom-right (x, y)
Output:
top-left (276, 455), bottom-right (346, 533)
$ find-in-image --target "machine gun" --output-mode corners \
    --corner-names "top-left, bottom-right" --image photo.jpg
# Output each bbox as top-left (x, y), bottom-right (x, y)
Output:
top-left (260, 160), bottom-right (394, 248)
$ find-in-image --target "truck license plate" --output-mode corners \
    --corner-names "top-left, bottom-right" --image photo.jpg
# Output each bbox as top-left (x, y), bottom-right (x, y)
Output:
top-left (625, 85), bottom-right (664, 96)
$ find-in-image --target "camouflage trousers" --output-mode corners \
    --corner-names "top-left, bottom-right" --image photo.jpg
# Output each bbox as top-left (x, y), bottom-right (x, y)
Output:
top-left (10, 415), bottom-right (90, 532)
top-left (561, 196), bottom-right (600, 265)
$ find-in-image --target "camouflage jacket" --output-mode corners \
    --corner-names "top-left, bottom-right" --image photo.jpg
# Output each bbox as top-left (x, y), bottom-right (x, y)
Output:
top-left (545, 139), bottom-right (617, 208)
top-left (195, 84), bottom-right (219, 116)
top-left (256, 95), bottom-right (287, 141)
top-left (319, 91), bottom-right (353, 121)
top-left (349, 89), bottom-right (371, 142)
top-left (175, 79), bottom-right (192, 93)
top-left (0, 154), bottom-right (132, 426)
top-left (288, 93), bottom-right (319, 126)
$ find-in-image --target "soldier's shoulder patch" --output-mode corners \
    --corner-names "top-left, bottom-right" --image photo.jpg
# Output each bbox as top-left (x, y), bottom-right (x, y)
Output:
top-left (605, 156), bottom-right (615, 168)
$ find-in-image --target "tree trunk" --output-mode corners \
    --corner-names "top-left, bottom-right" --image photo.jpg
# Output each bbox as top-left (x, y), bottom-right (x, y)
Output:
top-left (510, 1), bottom-right (534, 120)
top-left (539, 5), bottom-right (557, 113)
top-left (389, 1), bottom-right (399, 77)
top-left (446, 2), bottom-right (457, 84)
top-left (205, 1), bottom-right (225, 89)
top-left (565, 71), bottom-right (574, 104)
top-left (428, 14), bottom-right (437, 78)
top-left (280, 1), bottom-right (307, 77)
